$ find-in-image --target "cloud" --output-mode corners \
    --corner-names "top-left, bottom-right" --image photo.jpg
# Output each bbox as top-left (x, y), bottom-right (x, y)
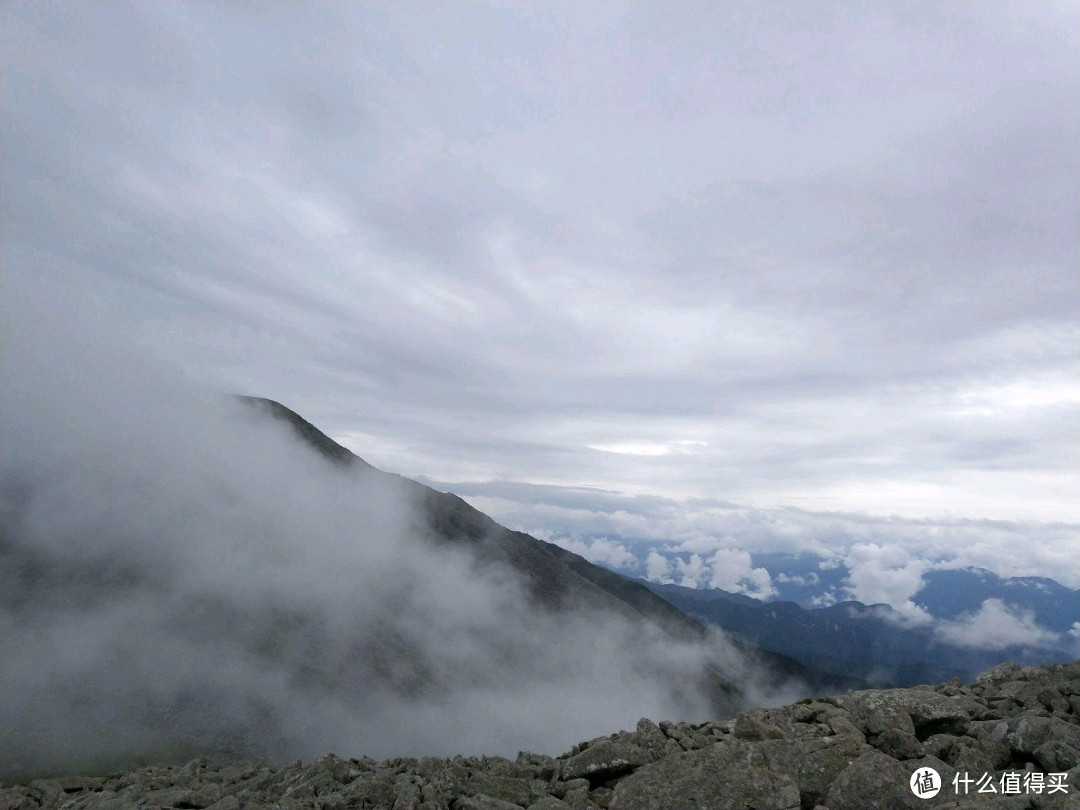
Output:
top-left (551, 535), bottom-right (639, 571)
top-left (842, 543), bottom-right (930, 607)
top-left (0, 268), bottom-right (809, 777)
top-left (845, 602), bottom-right (932, 630)
top-left (934, 599), bottom-right (1062, 651)
top-left (454, 484), bottom-right (1080, 599)
top-left (776, 572), bottom-right (819, 587)
top-left (705, 549), bottom-right (777, 601)
top-left (675, 554), bottom-right (710, 589)
top-left (645, 550), bottom-right (673, 584)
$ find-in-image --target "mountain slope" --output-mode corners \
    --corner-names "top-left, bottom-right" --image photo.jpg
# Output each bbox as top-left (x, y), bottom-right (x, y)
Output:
top-left (241, 397), bottom-right (849, 693)
top-left (240, 396), bottom-right (707, 634)
top-left (0, 393), bottom-right (854, 778)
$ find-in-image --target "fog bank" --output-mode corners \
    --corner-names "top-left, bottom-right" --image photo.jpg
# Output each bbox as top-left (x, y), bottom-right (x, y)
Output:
top-left (1, 270), bottom-right (799, 777)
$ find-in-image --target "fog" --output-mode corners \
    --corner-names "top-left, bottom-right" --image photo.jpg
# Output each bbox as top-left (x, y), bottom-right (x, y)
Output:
top-left (0, 269), bottom-right (801, 777)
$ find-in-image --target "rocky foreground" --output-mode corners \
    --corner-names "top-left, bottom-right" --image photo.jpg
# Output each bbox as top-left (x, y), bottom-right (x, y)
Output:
top-left (3, 661), bottom-right (1080, 810)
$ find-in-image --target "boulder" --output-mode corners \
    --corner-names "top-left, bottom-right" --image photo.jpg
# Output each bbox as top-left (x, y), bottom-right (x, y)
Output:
top-left (608, 740), bottom-right (800, 810)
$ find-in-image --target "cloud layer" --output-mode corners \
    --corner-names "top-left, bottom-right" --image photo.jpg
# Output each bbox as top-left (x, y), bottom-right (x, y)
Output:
top-left (3, 2), bottom-right (1076, 536)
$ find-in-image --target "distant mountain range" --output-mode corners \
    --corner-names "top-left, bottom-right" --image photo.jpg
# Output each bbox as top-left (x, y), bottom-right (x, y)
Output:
top-left (642, 573), bottom-right (1079, 687)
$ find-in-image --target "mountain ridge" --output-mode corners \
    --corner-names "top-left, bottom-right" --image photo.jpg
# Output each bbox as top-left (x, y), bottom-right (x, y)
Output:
top-left (645, 578), bottom-right (1079, 688)
top-left (238, 396), bottom-right (854, 695)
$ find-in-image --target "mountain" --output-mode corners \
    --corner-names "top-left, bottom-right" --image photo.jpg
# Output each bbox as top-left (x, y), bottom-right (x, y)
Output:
top-left (646, 579), bottom-right (1078, 687)
top-left (240, 398), bottom-right (847, 693)
top-left (240, 397), bottom-right (713, 635)
top-left (2, 393), bottom-right (866, 778)
top-left (914, 567), bottom-right (1080, 633)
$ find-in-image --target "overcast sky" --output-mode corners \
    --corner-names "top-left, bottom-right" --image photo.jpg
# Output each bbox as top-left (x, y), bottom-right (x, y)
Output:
top-left (4, 2), bottom-right (1078, 594)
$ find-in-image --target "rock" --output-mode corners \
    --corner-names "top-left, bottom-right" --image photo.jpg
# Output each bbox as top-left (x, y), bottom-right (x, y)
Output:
top-left (731, 711), bottom-right (786, 741)
top-left (28, 779), bottom-right (63, 809)
top-left (823, 750), bottom-right (931, 809)
top-left (143, 787), bottom-right (220, 808)
top-left (873, 728), bottom-right (925, 760)
top-left (559, 722), bottom-right (666, 784)
top-left (0, 789), bottom-right (27, 810)
top-left (527, 798), bottom-right (572, 810)
top-left (608, 740), bottom-right (800, 810)
top-left (829, 687), bottom-right (983, 739)
top-left (465, 773), bottom-right (533, 807)
top-left (755, 734), bottom-right (868, 808)
top-left (454, 796), bottom-right (525, 810)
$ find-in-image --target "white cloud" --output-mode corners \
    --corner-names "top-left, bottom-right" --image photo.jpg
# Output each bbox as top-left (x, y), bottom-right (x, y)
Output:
top-left (705, 549), bottom-right (777, 601)
top-left (843, 543), bottom-right (930, 608)
top-left (675, 554), bottom-right (709, 589)
top-left (775, 572), bottom-right (819, 587)
top-left (846, 601), bottom-right (932, 628)
top-left (934, 599), bottom-right (1061, 650)
top-left (553, 536), bottom-right (638, 572)
top-left (644, 550), bottom-right (673, 584)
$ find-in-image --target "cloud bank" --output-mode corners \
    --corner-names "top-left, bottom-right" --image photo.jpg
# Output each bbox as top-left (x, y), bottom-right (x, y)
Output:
top-left (935, 600), bottom-right (1062, 651)
top-left (0, 270), bottom-right (800, 777)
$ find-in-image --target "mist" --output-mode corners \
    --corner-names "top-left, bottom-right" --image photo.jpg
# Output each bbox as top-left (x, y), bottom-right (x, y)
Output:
top-left (0, 269), bottom-right (802, 778)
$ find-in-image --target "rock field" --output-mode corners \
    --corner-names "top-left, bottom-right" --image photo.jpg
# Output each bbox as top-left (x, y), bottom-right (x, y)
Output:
top-left (3, 660), bottom-right (1079, 809)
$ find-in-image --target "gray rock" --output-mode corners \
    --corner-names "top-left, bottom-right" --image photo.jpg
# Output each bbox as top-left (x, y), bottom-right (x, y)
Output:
top-left (608, 740), bottom-right (800, 810)
top-left (526, 798), bottom-right (571, 810)
top-left (143, 787), bottom-right (220, 808)
top-left (559, 723), bottom-right (666, 784)
top-left (732, 712), bottom-right (786, 741)
top-left (29, 779), bottom-right (63, 810)
top-left (465, 773), bottom-right (532, 807)
top-left (823, 750), bottom-right (936, 810)
top-left (455, 796), bottom-right (525, 810)
top-left (829, 687), bottom-right (984, 739)
top-left (755, 734), bottom-right (868, 808)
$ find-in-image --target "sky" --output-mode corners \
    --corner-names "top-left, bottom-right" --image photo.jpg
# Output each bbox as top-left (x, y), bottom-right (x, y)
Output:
top-left (3, 2), bottom-right (1079, 605)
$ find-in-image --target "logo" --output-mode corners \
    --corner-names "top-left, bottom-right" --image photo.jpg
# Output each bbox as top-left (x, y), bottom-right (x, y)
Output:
top-left (911, 767), bottom-right (941, 799)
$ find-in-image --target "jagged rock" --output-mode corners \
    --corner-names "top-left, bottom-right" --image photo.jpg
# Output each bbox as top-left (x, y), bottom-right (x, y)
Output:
top-left (874, 727), bottom-right (925, 760)
top-left (560, 720), bottom-right (666, 783)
